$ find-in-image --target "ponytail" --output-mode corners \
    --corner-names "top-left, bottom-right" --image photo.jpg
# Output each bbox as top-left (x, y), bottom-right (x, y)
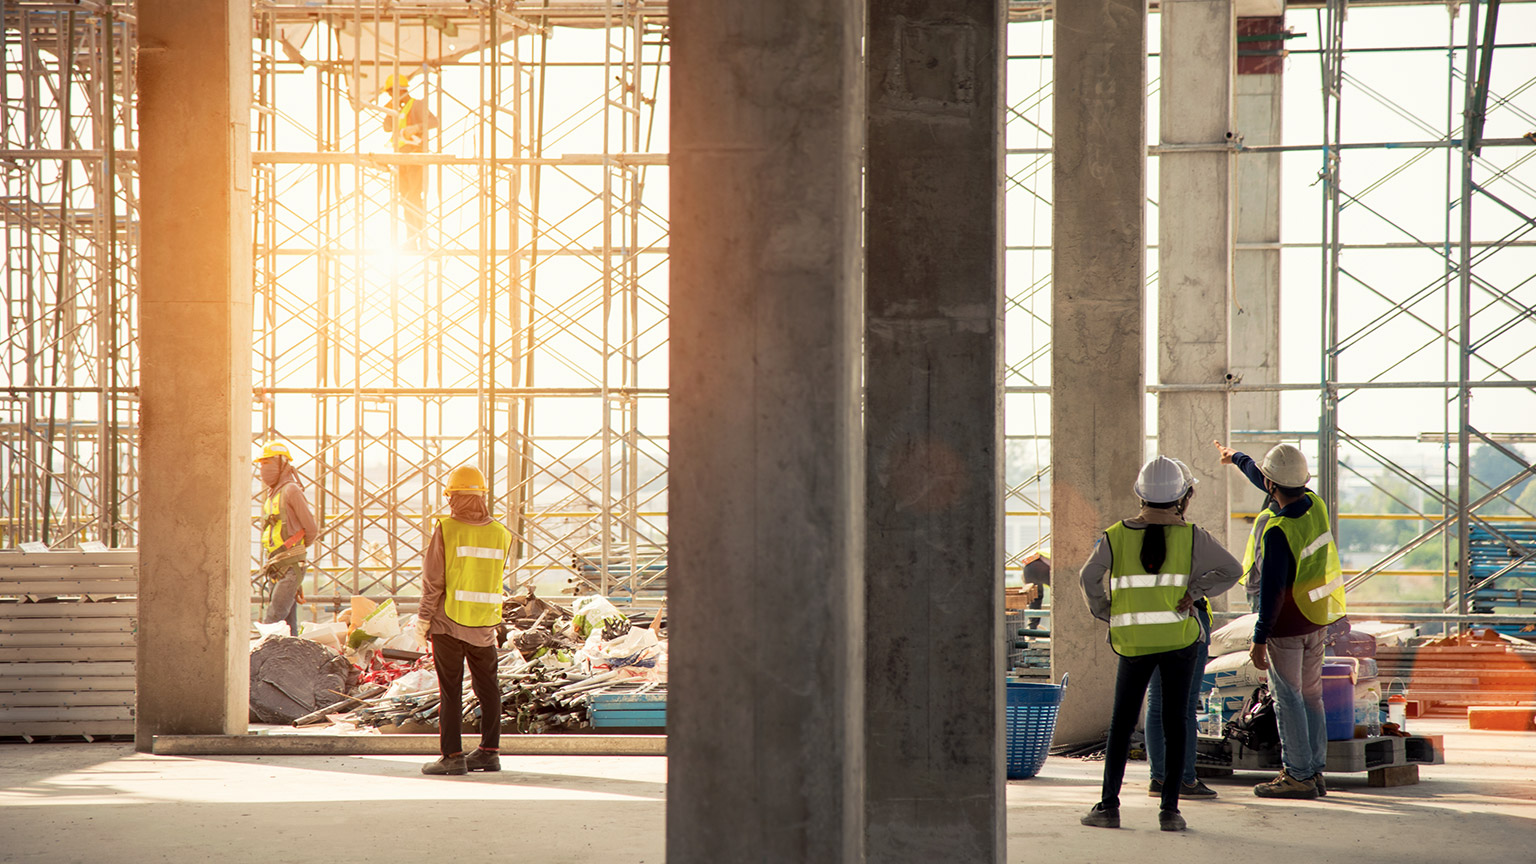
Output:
top-left (1140, 525), bottom-right (1167, 573)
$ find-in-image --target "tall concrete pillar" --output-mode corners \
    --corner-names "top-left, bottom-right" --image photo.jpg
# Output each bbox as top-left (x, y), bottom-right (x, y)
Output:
top-left (1232, 16), bottom-right (1285, 545)
top-left (1051, 0), bottom-right (1148, 742)
top-left (1157, 0), bottom-right (1235, 551)
top-left (135, 0), bottom-right (254, 750)
top-left (667, 0), bottom-right (865, 860)
top-left (866, 2), bottom-right (1004, 859)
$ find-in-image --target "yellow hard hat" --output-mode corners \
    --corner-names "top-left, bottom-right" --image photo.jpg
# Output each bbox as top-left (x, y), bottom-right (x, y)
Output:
top-left (381, 73), bottom-right (409, 93)
top-left (445, 465), bottom-right (488, 497)
top-left (254, 441), bottom-right (291, 463)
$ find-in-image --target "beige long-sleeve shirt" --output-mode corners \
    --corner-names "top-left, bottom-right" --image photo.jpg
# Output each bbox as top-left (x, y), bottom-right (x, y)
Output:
top-left (264, 463), bottom-right (320, 562)
top-left (418, 494), bottom-right (503, 647)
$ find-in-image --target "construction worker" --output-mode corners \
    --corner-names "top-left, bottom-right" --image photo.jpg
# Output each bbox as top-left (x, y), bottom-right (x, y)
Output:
top-left (1215, 440), bottom-right (1347, 800)
top-left (255, 441), bottom-right (320, 636)
top-left (379, 73), bottom-right (437, 249)
top-left (1078, 456), bottom-right (1242, 832)
top-left (417, 465), bottom-right (512, 776)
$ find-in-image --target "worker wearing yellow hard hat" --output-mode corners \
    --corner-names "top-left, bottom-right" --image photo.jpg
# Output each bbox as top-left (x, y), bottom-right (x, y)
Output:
top-left (378, 70), bottom-right (437, 249)
top-left (254, 440), bottom-right (320, 636)
top-left (417, 465), bottom-right (512, 776)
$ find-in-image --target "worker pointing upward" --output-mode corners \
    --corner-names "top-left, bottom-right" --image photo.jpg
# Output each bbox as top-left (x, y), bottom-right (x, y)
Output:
top-left (417, 466), bottom-right (512, 776)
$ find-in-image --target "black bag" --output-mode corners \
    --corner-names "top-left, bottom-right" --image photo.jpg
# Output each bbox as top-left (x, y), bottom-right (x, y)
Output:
top-left (1223, 683), bottom-right (1280, 750)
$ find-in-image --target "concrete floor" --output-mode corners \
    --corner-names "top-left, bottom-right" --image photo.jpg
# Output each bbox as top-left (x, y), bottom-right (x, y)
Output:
top-left (1, 718), bottom-right (1531, 864)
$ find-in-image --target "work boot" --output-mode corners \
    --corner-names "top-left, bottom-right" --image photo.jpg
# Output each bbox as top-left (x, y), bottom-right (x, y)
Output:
top-left (1313, 773), bottom-right (1327, 797)
top-left (465, 747), bottom-right (501, 772)
top-left (1079, 802), bottom-right (1120, 829)
top-left (1253, 769), bottom-right (1318, 800)
top-left (422, 753), bottom-right (468, 776)
top-left (1159, 810), bottom-right (1187, 832)
top-left (1149, 778), bottom-right (1217, 800)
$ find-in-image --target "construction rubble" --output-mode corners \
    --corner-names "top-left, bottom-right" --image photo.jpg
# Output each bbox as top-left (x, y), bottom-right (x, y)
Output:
top-left (248, 592), bottom-right (667, 734)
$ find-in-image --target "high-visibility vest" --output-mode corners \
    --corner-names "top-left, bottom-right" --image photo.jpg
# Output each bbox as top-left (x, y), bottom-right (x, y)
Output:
top-left (1239, 504), bottom-right (1278, 587)
top-left (440, 517), bottom-right (512, 627)
top-left (393, 98), bottom-right (421, 151)
top-left (1262, 492), bottom-right (1347, 626)
top-left (261, 484), bottom-right (305, 558)
top-left (1104, 522), bottom-right (1200, 657)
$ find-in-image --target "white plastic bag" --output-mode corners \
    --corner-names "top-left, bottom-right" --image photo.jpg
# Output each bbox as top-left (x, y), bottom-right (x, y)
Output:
top-left (299, 620), bottom-right (348, 651)
top-left (383, 668), bottom-right (439, 699)
top-left (254, 620), bottom-right (292, 639)
top-left (356, 598), bottom-right (401, 639)
top-left (571, 595), bottom-right (627, 637)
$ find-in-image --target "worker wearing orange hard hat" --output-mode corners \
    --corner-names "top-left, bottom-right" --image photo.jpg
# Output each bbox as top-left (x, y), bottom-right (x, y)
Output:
top-left (255, 440), bottom-right (320, 636)
top-left (417, 465), bottom-right (512, 776)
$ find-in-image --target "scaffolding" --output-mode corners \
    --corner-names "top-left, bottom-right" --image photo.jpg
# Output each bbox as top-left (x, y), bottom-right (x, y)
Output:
top-left (1003, 1), bottom-right (1536, 623)
top-left (5, 0), bottom-right (1535, 628)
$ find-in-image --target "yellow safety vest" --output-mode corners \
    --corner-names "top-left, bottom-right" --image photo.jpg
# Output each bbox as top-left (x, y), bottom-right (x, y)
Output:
top-left (1239, 504), bottom-right (1277, 587)
top-left (393, 97), bottom-right (421, 151)
top-left (439, 517), bottom-right (512, 627)
top-left (261, 484), bottom-right (305, 558)
top-left (1104, 522), bottom-right (1200, 657)
top-left (1262, 492), bottom-right (1347, 626)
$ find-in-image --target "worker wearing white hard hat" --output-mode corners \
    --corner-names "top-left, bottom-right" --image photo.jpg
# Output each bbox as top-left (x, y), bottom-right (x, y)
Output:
top-left (1079, 456), bottom-right (1243, 832)
top-left (1213, 440), bottom-right (1347, 801)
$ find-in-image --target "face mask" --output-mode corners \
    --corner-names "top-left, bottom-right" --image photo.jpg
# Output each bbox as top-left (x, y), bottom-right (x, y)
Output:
top-left (260, 460), bottom-right (282, 486)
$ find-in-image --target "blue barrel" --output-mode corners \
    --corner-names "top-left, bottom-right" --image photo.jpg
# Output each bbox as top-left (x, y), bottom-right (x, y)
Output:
top-left (1322, 662), bottom-right (1355, 741)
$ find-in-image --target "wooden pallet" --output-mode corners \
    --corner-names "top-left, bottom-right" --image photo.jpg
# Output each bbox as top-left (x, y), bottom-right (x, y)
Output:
top-left (1376, 644), bottom-right (1536, 711)
top-left (1195, 734), bottom-right (1444, 786)
top-left (0, 551), bottom-right (138, 738)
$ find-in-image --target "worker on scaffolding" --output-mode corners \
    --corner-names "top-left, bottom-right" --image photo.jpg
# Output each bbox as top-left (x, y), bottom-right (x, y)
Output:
top-left (380, 72), bottom-right (437, 249)
top-left (417, 466), bottom-right (512, 776)
top-left (256, 441), bottom-right (320, 636)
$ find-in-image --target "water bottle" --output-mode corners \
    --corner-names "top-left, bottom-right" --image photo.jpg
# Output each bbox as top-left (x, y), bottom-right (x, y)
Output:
top-left (1203, 690), bottom-right (1224, 737)
top-left (1387, 693), bottom-right (1408, 730)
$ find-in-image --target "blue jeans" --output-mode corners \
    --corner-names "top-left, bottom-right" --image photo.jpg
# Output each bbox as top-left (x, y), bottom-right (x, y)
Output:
top-left (1267, 629), bottom-right (1329, 779)
top-left (1147, 604), bottom-right (1211, 786)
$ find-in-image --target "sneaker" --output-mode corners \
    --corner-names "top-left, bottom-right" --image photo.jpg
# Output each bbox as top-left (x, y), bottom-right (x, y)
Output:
top-left (465, 748), bottom-right (501, 772)
top-left (422, 754), bottom-right (468, 776)
top-left (1181, 779), bottom-right (1218, 800)
top-left (1148, 778), bottom-right (1163, 797)
top-left (1313, 773), bottom-right (1327, 797)
top-left (1080, 802), bottom-right (1120, 829)
top-left (1159, 810), bottom-right (1187, 832)
top-left (1253, 770), bottom-right (1318, 800)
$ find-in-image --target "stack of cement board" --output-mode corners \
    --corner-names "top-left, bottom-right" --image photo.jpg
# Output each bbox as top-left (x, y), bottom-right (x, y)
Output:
top-left (0, 550), bottom-right (137, 738)
top-left (1376, 641), bottom-right (1536, 712)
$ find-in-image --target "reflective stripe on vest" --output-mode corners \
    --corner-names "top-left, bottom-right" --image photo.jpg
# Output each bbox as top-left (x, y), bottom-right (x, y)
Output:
top-left (1263, 492), bottom-right (1347, 626)
top-left (440, 517), bottom-right (512, 627)
top-left (1104, 522), bottom-right (1200, 657)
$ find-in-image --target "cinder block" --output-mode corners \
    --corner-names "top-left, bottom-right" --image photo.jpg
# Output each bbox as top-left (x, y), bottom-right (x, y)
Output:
top-left (1368, 765), bottom-right (1419, 787)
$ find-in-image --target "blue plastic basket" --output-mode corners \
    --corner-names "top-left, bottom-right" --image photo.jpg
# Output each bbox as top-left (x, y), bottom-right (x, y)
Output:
top-left (1006, 674), bottom-right (1068, 780)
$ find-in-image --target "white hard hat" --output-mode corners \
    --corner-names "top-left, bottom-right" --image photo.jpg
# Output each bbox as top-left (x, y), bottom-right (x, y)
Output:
top-left (1260, 444), bottom-right (1310, 488)
top-left (1134, 455), bottom-right (1192, 504)
top-left (1171, 458), bottom-right (1199, 487)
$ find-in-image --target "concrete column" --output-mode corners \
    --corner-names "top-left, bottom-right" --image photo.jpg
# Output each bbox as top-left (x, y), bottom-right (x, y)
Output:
top-left (866, 2), bottom-right (1004, 860)
top-left (1157, 0), bottom-right (1235, 552)
top-left (1232, 16), bottom-right (1285, 544)
top-left (1051, 0), bottom-right (1149, 742)
top-left (135, 0), bottom-right (254, 750)
top-left (667, 0), bottom-right (865, 861)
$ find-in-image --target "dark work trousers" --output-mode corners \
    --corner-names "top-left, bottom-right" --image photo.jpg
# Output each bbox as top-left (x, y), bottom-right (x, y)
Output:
top-left (1100, 641), bottom-right (1199, 814)
top-left (430, 632), bottom-right (502, 757)
top-left (260, 560), bottom-right (305, 636)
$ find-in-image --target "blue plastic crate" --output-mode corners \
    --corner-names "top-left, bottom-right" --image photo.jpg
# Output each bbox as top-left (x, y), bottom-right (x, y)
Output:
top-left (1006, 674), bottom-right (1068, 780)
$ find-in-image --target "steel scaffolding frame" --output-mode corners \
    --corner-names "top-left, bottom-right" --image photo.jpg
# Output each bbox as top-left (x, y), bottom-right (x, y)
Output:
top-left (0, 1), bottom-right (136, 550)
top-left (1003, 1), bottom-right (1536, 622)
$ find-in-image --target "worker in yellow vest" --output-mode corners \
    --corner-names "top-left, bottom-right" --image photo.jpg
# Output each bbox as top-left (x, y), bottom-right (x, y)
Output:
top-left (1215, 440), bottom-right (1346, 801)
top-left (380, 73), bottom-right (437, 249)
top-left (1078, 456), bottom-right (1242, 832)
top-left (255, 441), bottom-right (320, 636)
top-left (417, 465), bottom-right (512, 776)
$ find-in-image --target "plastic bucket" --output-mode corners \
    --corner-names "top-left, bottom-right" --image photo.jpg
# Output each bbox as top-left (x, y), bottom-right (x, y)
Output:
top-left (1006, 674), bottom-right (1068, 780)
top-left (1322, 661), bottom-right (1355, 741)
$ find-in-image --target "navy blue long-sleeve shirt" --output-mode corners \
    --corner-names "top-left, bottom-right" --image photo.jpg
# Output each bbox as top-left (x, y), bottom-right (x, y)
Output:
top-left (1232, 451), bottom-right (1325, 644)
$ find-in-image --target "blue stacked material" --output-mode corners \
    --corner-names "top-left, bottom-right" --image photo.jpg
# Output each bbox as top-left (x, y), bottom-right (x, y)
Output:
top-left (589, 691), bottom-right (666, 728)
top-left (1467, 526), bottom-right (1536, 634)
top-left (1005, 676), bottom-right (1067, 779)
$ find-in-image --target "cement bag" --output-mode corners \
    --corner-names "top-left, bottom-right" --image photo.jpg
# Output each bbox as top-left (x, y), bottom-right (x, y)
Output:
top-left (572, 595), bottom-right (626, 638)
top-left (1205, 649), bottom-right (1266, 690)
top-left (1208, 613), bottom-right (1259, 657)
top-left (356, 598), bottom-right (401, 639)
